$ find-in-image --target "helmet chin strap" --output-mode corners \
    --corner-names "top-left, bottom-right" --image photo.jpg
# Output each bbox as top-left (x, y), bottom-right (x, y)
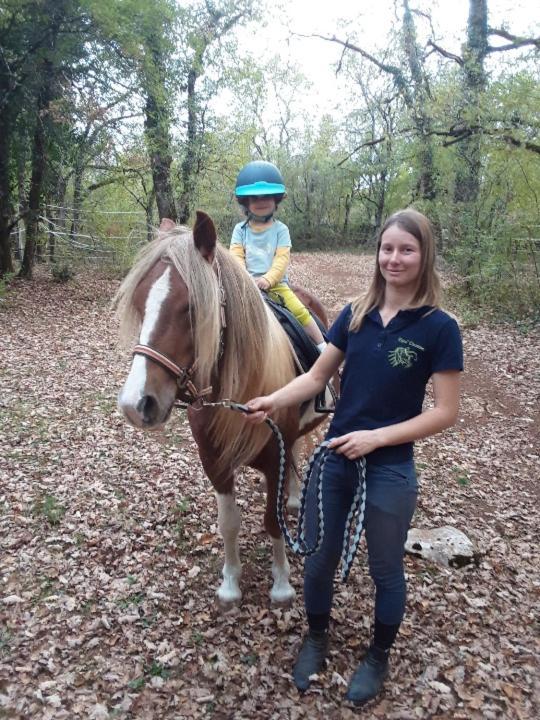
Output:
top-left (244, 210), bottom-right (275, 224)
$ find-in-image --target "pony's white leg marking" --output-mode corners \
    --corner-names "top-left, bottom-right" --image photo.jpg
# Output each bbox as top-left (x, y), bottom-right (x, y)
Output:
top-left (270, 536), bottom-right (295, 603)
top-left (216, 492), bottom-right (242, 603)
top-left (119, 267), bottom-right (171, 408)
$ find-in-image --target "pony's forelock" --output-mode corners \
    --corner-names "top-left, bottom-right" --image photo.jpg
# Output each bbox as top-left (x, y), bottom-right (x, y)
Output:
top-left (113, 225), bottom-right (193, 347)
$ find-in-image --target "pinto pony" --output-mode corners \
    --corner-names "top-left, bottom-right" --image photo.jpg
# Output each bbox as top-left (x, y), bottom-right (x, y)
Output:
top-left (115, 212), bottom-right (329, 604)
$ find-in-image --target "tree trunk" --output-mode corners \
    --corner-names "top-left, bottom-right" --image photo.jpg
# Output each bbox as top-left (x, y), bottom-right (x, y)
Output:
top-left (0, 109), bottom-right (14, 277)
top-left (16, 150), bottom-right (29, 261)
top-left (20, 110), bottom-right (48, 278)
top-left (46, 175), bottom-right (67, 262)
top-left (177, 68), bottom-right (198, 225)
top-left (373, 168), bottom-right (387, 241)
top-left (146, 188), bottom-right (156, 243)
top-left (145, 91), bottom-right (177, 222)
top-left (70, 162), bottom-right (84, 241)
top-left (454, 0), bottom-right (488, 207)
top-left (402, 0), bottom-right (437, 202)
top-left (452, 0), bottom-right (488, 261)
top-left (18, 0), bottom-right (66, 279)
top-left (343, 193), bottom-right (351, 237)
top-left (143, 37), bottom-right (177, 223)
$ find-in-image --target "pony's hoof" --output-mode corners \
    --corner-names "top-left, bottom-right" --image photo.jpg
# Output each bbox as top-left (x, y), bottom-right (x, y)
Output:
top-left (270, 584), bottom-right (296, 606)
top-left (217, 595), bottom-right (241, 611)
top-left (217, 581), bottom-right (242, 606)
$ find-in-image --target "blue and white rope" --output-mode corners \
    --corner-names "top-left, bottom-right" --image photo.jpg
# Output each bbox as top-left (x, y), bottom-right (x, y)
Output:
top-left (269, 419), bottom-right (367, 583)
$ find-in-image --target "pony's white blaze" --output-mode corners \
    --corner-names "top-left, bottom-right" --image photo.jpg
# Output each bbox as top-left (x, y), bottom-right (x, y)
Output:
top-left (119, 267), bottom-right (171, 408)
top-left (216, 492), bottom-right (242, 603)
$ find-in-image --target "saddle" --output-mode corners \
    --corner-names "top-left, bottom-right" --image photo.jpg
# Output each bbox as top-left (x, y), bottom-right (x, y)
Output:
top-left (263, 294), bottom-right (336, 413)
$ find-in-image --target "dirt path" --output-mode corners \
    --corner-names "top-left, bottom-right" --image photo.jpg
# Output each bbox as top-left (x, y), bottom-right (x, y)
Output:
top-left (1, 255), bottom-right (538, 719)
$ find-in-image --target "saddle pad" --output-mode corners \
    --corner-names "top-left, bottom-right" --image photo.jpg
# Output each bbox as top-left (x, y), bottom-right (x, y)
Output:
top-left (263, 294), bottom-right (325, 372)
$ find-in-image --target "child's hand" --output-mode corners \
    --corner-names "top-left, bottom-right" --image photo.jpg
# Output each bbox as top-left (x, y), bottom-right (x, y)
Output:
top-left (255, 277), bottom-right (271, 291)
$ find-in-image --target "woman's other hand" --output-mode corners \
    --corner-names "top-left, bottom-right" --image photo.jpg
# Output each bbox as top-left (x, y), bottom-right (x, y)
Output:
top-left (328, 430), bottom-right (381, 459)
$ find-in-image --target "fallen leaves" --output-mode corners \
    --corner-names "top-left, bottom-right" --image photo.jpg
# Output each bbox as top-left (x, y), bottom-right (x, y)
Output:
top-left (1, 260), bottom-right (538, 718)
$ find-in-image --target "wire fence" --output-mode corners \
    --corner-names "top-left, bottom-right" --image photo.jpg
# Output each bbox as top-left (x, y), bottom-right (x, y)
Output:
top-left (11, 206), bottom-right (151, 270)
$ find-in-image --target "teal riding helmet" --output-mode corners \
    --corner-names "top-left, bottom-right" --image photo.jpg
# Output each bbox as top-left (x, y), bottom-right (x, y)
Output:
top-left (235, 161), bottom-right (286, 199)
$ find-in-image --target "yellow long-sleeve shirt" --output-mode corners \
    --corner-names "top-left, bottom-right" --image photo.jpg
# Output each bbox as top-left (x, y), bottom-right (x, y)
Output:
top-left (229, 219), bottom-right (291, 288)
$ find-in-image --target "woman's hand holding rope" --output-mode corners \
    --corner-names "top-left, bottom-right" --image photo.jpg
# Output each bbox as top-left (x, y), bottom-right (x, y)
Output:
top-left (245, 396), bottom-right (275, 423)
top-left (328, 430), bottom-right (382, 460)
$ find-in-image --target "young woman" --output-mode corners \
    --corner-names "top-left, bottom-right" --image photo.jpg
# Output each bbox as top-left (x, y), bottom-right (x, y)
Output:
top-left (245, 208), bottom-right (463, 705)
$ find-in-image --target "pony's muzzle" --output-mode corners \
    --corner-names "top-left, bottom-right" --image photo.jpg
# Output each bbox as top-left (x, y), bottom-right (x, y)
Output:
top-left (136, 394), bottom-right (160, 426)
top-left (118, 390), bottom-right (171, 429)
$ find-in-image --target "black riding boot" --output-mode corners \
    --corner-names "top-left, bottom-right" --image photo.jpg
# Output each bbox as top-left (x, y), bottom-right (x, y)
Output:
top-left (345, 645), bottom-right (389, 705)
top-left (292, 629), bottom-right (329, 691)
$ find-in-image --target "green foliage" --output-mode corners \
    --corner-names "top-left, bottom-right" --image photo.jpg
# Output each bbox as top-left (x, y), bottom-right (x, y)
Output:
top-left (0, 272), bottom-right (15, 300)
top-left (2, 0), bottom-right (538, 319)
top-left (51, 263), bottom-right (74, 282)
top-left (32, 494), bottom-right (66, 526)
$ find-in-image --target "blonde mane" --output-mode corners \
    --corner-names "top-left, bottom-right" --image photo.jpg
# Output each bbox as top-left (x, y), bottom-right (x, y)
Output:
top-left (115, 226), bottom-right (296, 473)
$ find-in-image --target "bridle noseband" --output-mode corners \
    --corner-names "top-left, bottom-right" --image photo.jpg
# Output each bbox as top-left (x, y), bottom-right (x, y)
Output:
top-left (132, 344), bottom-right (212, 405)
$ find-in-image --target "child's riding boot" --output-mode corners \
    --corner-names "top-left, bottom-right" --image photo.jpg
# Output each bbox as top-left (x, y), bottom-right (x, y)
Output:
top-left (345, 645), bottom-right (389, 705)
top-left (292, 629), bottom-right (328, 691)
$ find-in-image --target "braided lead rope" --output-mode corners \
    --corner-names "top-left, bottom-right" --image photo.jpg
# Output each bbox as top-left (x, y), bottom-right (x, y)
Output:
top-left (275, 433), bottom-right (328, 558)
top-left (339, 456), bottom-right (367, 582)
top-left (273, 432), bottom-right (367, 583)
top-left (187, 399), bottom-right (367, 582)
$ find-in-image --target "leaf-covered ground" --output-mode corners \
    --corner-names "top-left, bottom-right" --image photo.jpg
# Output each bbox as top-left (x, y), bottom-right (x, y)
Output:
top-left (1, 253), bottom-right (539, 719)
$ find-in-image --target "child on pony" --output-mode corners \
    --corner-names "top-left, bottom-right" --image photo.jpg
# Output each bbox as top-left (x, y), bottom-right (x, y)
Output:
top-left (230, 160), bottom-right (326, 352)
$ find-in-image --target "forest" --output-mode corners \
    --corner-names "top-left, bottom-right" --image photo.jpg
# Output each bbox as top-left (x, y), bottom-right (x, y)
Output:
top-left (0, 0), bottom-right (538, 315)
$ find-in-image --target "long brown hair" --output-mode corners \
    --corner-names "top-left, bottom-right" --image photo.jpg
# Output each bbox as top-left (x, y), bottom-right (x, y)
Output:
top-left (350, 208), bottom-right (441, 332)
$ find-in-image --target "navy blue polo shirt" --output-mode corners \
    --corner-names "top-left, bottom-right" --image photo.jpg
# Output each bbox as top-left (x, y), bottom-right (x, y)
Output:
top-left (327, 304), bottom-right (463, 464)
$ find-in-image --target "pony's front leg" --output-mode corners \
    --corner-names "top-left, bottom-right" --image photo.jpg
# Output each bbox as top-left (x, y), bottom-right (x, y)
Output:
top-left (216, 491), bottom-right (242, 603)
top-left (265, 482), bottom-right (295, 604)
top-left (270, 535), bottom-right (296, 604)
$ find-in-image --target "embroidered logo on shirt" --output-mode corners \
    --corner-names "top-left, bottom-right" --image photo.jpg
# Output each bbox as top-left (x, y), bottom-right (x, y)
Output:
top-left (388, 346), bottom-right (418, 368)
top-left (398, 336), bottom-right (425, 351)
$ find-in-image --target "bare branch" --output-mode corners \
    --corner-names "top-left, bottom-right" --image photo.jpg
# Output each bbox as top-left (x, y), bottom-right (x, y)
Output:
top-left (336, 43), bottom-right (348, 76)
top-left (296, 33), bottom-right (405, 78)
top-left (426, 40), bottom-right (463, 65)
top-left (499, 135), bottom-right (540, 155)
top-left (337, 137), bottom-right (386, 167)
top-left (296, 33), bottom-right (414, 106)
top-left (440, 125), bottom-right (540, 155)
top-left (411, 8), bottom-right (436, 38)
top-left (488, 28), bottom-right (540, 52)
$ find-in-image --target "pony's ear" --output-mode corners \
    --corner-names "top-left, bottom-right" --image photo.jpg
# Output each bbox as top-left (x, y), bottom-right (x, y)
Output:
top-left (193, 210), bottom-right (216, 263)
top-left (159, 218), bottom-right (176, 232)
